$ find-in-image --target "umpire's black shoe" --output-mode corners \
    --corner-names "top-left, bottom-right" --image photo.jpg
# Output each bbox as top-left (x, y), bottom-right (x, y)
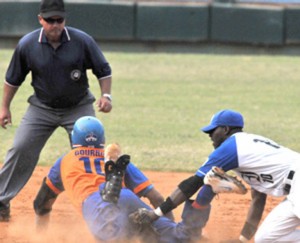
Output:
top-left (0, 202), bottom-right (10, 222)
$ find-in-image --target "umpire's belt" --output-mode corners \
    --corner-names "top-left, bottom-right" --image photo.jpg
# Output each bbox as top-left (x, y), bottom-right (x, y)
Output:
top-left (284, 170), bottom-right (295, 194)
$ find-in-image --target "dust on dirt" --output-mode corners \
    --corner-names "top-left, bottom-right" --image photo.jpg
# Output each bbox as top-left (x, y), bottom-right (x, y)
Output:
top-left (0, 166), bottom-right (283, 243)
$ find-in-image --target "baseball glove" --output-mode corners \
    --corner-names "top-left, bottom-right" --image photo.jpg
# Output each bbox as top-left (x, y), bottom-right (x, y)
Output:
top-left (129, 208), bottom-right (160, 237)
top-left (129, 208), bottom-right (158, 226)
top-left (204, 166), bottom-right (247, 194)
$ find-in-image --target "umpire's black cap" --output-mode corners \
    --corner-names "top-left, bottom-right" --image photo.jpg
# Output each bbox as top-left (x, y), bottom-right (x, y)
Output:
top-left (40, 0), bottom-right (66, 18)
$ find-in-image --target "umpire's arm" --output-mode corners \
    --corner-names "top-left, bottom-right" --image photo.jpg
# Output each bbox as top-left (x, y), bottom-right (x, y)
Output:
top-left (0, 82), bottom-right (19, 128)
top-left (96, 76), bottom-right (112, 113)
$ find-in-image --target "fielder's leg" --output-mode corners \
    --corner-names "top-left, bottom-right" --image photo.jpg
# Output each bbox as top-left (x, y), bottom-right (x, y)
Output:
top-left (147, 200), bottom-right (210, 243)
top-left (255, 199), bottom-right (300, 242)
top-left (179, 199), bottom-right (211, 242)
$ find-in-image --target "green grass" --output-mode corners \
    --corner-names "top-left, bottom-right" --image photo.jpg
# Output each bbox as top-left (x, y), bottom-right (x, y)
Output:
top-left (1, 49), bottom-right (300, 172)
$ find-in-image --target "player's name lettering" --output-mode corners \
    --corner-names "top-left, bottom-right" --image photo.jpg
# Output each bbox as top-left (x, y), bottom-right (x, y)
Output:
top-left (75, 149), bottom-right (104, 157)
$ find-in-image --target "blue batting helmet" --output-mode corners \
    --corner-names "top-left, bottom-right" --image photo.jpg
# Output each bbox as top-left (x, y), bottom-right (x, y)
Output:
top-left (71, 116), bottom-right (105, 148)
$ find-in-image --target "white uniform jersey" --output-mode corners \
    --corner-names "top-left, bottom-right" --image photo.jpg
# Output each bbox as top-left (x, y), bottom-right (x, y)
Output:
top-left (234, 133), bottom-right (300, 196)
top-left (196, 132), bottom-right (300, 241)
top-left (197, 132), bottom-right (300, 197)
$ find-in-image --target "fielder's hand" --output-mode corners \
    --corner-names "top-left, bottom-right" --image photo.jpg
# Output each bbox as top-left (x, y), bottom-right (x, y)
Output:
top-left (129, 208), bottom-right (159, 226)
top-left (204, 166), bottom-right (247, 194)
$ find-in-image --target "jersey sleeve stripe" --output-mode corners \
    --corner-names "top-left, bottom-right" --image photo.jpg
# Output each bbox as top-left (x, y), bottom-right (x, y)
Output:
top-left (46, 177), bottom-right (63, 195)
top-left (133, 180), bottom-right (151, 194)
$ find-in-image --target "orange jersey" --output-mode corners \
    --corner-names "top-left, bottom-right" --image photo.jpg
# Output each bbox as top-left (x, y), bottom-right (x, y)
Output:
top-left (46, 147), bottom-right (153, 212)
top-left (60, 147), bottom-right (106, 211)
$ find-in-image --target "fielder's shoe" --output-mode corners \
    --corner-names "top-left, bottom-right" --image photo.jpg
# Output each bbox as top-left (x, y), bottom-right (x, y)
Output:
top-left (0, 202), bottom-right (10, 222)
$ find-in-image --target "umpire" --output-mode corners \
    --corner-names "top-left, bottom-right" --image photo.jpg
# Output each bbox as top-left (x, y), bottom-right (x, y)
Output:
top-left (0, 0), bottom-right (112, 221)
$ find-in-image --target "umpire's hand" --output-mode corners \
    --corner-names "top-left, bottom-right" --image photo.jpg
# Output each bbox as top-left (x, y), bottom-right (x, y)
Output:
top-left (96, 96), bottom-right (112, 113)
top-left (0, 107), bottom-right (12, 129)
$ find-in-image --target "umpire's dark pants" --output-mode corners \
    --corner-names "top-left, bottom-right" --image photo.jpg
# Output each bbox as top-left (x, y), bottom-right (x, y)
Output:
top-left (0, 94), bottom-right (95, 205)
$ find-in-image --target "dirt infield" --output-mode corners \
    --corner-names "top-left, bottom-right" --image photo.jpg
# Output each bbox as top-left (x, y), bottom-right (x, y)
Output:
top-left (0, 166), bottom-right (283, 243)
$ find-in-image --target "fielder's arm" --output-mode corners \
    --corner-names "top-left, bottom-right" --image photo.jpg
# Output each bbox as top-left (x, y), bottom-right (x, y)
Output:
top-left (239, 188), bottom-right (267, 242)
top-left (153, 175), bottom-right (204, 217)
top-left (129, 175), bottom-right (204, 224)
top-left (144, 188), bottom-right (175, 221)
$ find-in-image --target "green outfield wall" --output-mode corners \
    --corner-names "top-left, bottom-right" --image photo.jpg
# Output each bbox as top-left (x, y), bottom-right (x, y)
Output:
top-left (210, 3), bottom-right (284, 45)
top-left (67, 2), bottom-right (135, 40)
top-left (285, 7), bottom-right (300, 44)
top-left (0, 0), bottom-right (300, 46)
top-left (136, 3), bottom-right (209, 42)
top-left (0, 2), bottom-right (40, 37)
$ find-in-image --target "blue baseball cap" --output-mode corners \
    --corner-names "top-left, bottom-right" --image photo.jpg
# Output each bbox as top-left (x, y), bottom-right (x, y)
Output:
top-left (201, 109), bottom-right (244, 133)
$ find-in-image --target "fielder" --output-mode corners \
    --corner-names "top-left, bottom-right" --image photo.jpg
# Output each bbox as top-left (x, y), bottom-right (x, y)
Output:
top-left (34, 116), bottom-right (209, 243)
top-left (131, 109), bottom-right (300, 242)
